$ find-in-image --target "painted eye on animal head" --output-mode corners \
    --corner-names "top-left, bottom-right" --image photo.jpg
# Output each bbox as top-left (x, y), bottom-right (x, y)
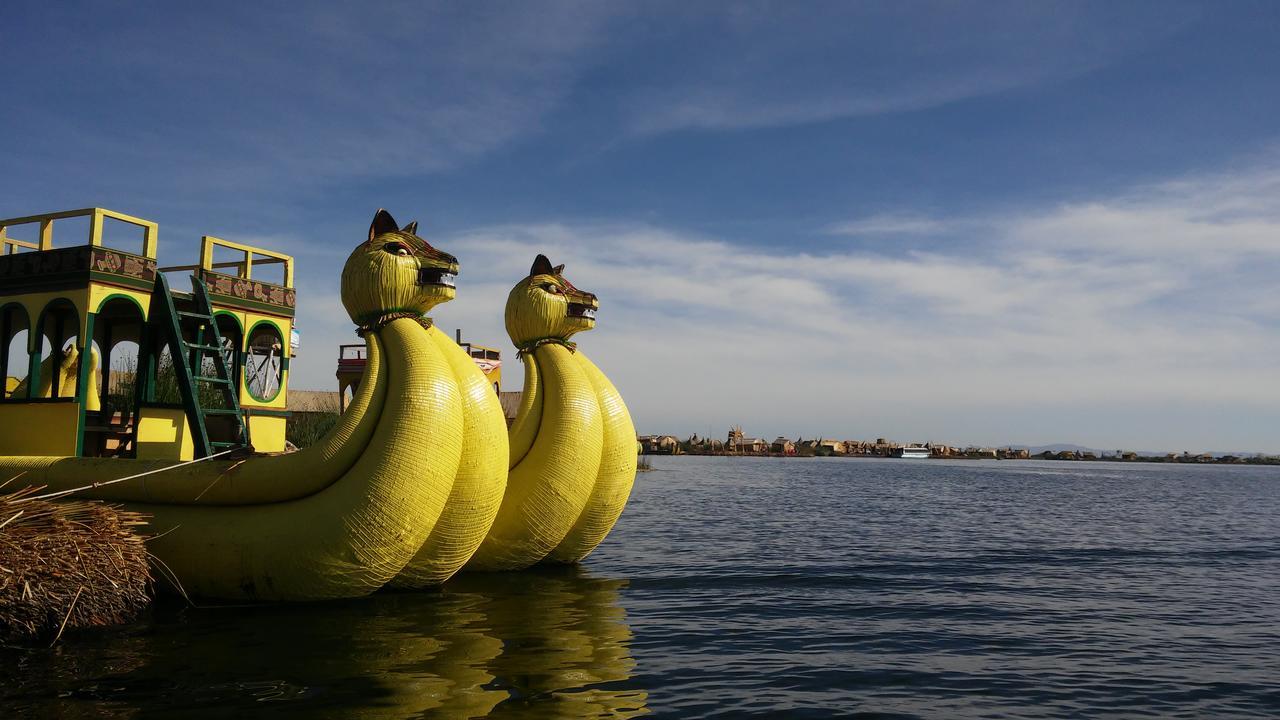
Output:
top-left (541, 282), bottom-right (562, 294)
top-left (382, 242), bottom-right (411, 257)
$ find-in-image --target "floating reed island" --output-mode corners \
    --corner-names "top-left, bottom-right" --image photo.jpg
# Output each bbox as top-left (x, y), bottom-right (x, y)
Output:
top-left (0, 486), bottom-right (152, 643)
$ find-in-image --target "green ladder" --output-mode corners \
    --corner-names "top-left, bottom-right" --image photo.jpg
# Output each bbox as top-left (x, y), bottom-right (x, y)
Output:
top-left (134, 273), bottom-right (251, 458)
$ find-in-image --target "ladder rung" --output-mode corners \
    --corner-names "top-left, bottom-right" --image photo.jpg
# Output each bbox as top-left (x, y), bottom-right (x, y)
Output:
top-left (196, 376), bottom-right (231, 384)
top-left (209, 441), bottom-right (246, 449)
top-left (178, 311), bottom-right (213, 321)
top-left (186, 343), bottom-right (222, 352)
top-left (201, 408), bottom-right (243, 415)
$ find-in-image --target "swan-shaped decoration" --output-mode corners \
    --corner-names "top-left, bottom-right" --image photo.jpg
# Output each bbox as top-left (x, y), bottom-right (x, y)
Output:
top-left (467, 255), bottom-right (637, 570)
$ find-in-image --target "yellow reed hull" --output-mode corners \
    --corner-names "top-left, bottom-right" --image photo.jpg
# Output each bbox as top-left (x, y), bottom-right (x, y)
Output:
top-left (0, 319), bottom-right (467, 601)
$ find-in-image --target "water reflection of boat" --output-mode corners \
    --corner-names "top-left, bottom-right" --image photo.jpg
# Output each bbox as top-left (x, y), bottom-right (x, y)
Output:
top-left (449, 566), bottom-right (649, 718)
top-left (0, 567), bottom-right (646, 719)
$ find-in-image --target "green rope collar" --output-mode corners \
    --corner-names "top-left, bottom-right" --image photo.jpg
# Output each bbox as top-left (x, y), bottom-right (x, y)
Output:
top-left (516, 336), bottom-right (576, 359)
top-left (356, 312), bottom-right (433, 337)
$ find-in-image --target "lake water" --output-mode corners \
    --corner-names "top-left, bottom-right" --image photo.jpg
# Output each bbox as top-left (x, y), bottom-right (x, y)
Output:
top-left (3, 457), bottom-right (1279, 718)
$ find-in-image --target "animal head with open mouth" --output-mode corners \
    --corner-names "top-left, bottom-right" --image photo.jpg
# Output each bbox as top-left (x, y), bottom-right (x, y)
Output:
top-left (340, 209), bottom-right (460, 325)
top-left (505, 254), bottom-right (599, 347)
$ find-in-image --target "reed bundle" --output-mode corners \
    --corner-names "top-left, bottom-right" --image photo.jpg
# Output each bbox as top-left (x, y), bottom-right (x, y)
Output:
top-left (0, 486), bottom-right (151, 642)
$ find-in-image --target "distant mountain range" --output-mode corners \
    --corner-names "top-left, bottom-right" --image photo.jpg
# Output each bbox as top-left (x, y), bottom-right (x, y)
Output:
top-left (1014, 444), bottom-right (1270, 458)
top-left (1021, 444), bottom-right (1125, 455)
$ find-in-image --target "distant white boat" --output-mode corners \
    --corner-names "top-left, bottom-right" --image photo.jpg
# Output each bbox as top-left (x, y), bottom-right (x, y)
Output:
top-left (893, 446), bottom-right (930, 459)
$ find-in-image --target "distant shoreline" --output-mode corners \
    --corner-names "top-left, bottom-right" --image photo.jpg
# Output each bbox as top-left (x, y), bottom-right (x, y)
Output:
top-left (641, 451), bottom-right (1280, 466)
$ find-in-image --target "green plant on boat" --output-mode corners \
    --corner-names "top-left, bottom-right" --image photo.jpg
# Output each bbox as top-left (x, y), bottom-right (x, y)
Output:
top-left (107, 352), bottom-right (230, 411)
top-left (286, 411), bottom-right (340, 450)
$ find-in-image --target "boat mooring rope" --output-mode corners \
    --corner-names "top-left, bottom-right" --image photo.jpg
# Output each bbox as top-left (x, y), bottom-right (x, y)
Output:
top-left (17, 448), bottom-right (240, 503)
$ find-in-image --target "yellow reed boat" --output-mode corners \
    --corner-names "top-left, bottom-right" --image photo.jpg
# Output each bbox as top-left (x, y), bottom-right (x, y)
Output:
top-left (0, 207), bottom-right (507, 601)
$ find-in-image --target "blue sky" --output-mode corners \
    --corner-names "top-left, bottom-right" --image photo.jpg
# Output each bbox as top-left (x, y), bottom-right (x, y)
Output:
top-left (3, 1), bottom-right (1278, 452)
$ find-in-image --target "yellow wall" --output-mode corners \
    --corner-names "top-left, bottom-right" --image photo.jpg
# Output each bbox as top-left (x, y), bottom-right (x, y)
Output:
top-left (91, 285), bottom-right (152, 319)
top-left (122, 407), bottom-right (286, 459)
top-left (136, 406), bottom-right (194, 461)
top-left (248, 414), bottom-right (287, 453)
top-left (0, 403), bottom-right (79, 456)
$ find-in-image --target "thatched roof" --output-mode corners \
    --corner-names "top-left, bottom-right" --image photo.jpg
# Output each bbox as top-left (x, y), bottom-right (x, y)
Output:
top-left (287, 389), bottom-right (341, 413)
top-left (498, 391), bottom-right (522, 423)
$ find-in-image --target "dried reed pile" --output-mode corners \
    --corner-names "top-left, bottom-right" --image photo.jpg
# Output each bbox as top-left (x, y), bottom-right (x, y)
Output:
top-left (0, 486), bottom-right (151, 642)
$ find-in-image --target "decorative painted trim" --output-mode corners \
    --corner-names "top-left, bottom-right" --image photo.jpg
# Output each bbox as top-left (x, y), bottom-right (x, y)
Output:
top-left (200, 270), bottom-right (296, 317)
top-left (0, 245), bottom-right (157, 297)
top-left (88, 271), bottom-right (156, 293)
top-left (205, 293), bottom-right (297, 318)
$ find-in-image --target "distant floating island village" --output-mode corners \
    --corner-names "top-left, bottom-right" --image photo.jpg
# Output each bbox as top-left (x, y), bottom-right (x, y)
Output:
top-left (634, 427), bottom-right (1280, 465)
top-left (273, 334), bottom-right (1276, 467)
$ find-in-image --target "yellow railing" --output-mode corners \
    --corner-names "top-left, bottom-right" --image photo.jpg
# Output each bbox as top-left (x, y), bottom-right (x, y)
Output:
top-left (157, 235), bottom-right (294, 288)
top-left (0, 207), bottom-right (159, 258)
top-left (200, 235), bottom-right (294, 288)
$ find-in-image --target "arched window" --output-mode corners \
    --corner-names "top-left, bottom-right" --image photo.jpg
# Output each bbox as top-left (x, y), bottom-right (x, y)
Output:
top-left (214, 313), bottom-right (243, 394)
top-left (93, 296), bottom-right (146, 415)
top-left (1, 304), bottom-right (30, 399)
top-left (35, 300), bottom-right (80, 400)
top-left (244, 322), bottom-right (284, 402)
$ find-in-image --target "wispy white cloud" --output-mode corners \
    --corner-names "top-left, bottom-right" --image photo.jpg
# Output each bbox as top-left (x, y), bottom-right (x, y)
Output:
top-left (0, 0), bottom-right (1202, 209)
top-left (302, 159), bottom-right (1280, 453)
top-left (824, 215), bottom-right (946, 237)
top-left (3, 2), bottom-right (628, 194)
top-left (617, 3), bottom-right (1198, 134)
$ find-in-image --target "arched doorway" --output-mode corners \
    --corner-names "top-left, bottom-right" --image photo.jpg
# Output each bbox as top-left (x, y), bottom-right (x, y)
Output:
top-left (34, 299), bottom-right (81, 401)
top-left (1, 303), bottom-right (29, 399)
top-left (87, 295), bottom-right (146, 456)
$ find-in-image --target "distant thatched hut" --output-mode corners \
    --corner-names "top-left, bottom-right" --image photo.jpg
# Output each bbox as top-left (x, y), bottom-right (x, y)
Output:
top-left (818, 439), bottom-right (846, 455)
top-left (638, 435), bottom-right (681, 454)
top-left (498, 391), bottom-right (523, 428)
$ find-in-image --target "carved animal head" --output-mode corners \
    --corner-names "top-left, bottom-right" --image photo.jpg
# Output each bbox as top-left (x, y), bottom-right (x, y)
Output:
top-left (340, 209), bottom-right (459, 324)
top-left (505, 254), bottom-right (599, 346)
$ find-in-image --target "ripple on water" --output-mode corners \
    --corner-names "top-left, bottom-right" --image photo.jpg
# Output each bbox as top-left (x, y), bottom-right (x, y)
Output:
top-left (3, 457), bottom-right (1279, 718)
